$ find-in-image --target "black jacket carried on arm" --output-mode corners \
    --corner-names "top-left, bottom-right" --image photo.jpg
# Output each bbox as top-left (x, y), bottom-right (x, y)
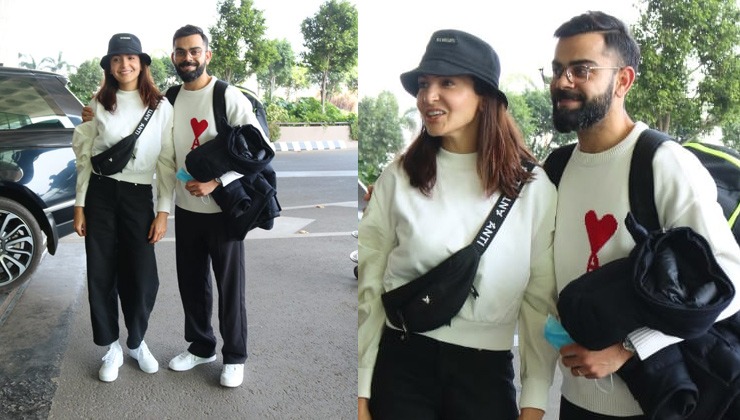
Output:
top-left (186, 123), bottom-right (281, 240)
top-left (557, 214), bottom-right (739, 420)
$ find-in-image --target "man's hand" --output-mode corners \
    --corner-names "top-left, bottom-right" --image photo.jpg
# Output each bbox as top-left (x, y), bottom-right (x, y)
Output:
top-left (185, 179), bottom-right (219, 198)
top-left (81, 106), bottom-right (94, 122)
top-left (560, 342), bottom-right (634, 379)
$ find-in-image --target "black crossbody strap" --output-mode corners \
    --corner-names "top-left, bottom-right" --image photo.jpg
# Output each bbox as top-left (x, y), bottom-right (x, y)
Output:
top-left (472, 161), bottom-right (535, 254)
top-left (131, 107), bottom-right (156, 140)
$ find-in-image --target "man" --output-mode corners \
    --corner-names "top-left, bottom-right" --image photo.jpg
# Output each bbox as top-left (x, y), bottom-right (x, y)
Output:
top-left (162, 24), bottom-right (266, 388)
top-left (544, 11), bottom-right (740, 418)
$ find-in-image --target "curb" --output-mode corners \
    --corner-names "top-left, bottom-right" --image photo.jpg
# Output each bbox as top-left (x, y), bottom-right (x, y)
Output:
top-left (0, 279), bottom-right (31, 328)
top-left (273, 140), bottom-right (347, 152)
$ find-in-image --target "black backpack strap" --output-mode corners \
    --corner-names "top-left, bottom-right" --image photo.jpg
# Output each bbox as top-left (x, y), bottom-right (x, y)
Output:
top-left (629, 129), bottom-right (673, 231)
top-left (213, 79), bottom-right (229, 133)
top-left (165, 85), bottom-right (182, 106)
top-left (543, 143), bottom-right (577, 188)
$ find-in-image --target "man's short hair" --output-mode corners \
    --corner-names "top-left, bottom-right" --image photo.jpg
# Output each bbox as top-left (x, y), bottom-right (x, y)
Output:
top-left (554, 11), bottom-right (640, 73)
top-left (173, 24), bottom-right (209, 50)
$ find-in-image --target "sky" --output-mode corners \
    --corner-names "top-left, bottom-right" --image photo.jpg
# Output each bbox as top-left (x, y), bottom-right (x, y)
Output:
top-left (0, 0), bottom-right (339, 78)
top-left (5, 0), bottom-right (719, 115)
top-left (359, 0), bottom-right (642, 112)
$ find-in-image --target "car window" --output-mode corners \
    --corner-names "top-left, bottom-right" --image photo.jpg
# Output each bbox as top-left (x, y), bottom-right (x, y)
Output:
top-left (0, 76), bottom-right (72, 130)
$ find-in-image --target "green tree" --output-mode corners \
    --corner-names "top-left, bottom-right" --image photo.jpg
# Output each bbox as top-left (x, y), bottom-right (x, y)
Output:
top-left (208, 0), bottom-right (269, 84)
top-left (68, 59), bottom-right (103, 104)
top-left (629, 0), bottom-right (740, 140)
top-left (301, 0), bottom-right (358, 113)
top-left (722, 121), bottom-right (740, 150)
top-left (256, 39), bottom-right (295, 102)
top-left (264, 102), bottom-right (289, 140)
top-left (358, 91), bottom-right (415, 185)
top-left (285, 65), bottom-right (310, 101)
top-left (150, 56), bottom-right (177, 92)
top-left (505, 92), bottom-right (542, 160)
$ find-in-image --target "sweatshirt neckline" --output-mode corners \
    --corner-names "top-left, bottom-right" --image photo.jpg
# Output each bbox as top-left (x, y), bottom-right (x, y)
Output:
top-left (438, 147), bottom-right (477, 169)
top-left (570, 121), bottom-right (648, 166)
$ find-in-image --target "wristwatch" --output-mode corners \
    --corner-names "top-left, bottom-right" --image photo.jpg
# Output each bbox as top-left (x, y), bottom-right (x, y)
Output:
top-left (622, 337), bottom-right (636, 353)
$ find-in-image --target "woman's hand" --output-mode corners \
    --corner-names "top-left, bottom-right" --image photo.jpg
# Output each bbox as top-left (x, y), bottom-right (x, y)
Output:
top-left (519, 407), bottom-right (545, 420)
top-left (81, 106), bottom-right (94, 122)
top-left (358, 398), bottom-right (371, 420)
top-left (148, 211), bottom-right (169, 243)
top-left (73, 206), bottom-right (86, 237)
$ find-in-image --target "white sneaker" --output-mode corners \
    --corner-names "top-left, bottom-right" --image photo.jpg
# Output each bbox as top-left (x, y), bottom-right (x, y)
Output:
top-left (220, 364), bottom-right (244, 387)
top-left (168, 350), bottom-right (216, 371)
top-left (99, 341), bottom-right (124, 382)
top-left (129, 341), bottom-right (159, 373)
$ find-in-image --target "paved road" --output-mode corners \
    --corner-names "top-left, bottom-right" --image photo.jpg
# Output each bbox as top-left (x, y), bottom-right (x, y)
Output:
top-left (0, 141), bottom-right (567, 419)
top-left (0, 147), bottom-right (358, 420)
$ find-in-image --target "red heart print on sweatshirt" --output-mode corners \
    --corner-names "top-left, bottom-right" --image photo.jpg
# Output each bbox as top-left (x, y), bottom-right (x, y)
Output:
top-left (190, 118), bottom-right (208, 149)
top-left (584, 210), bottom-right (617, 271)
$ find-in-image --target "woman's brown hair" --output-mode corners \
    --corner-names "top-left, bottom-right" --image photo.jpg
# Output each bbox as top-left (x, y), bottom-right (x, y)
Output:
top-left (401, 78), bottom-right (537, 198)
top-left (95, 59), bottom-right (163, 112)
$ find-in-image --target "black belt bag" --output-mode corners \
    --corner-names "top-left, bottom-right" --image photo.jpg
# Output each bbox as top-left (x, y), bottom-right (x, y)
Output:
top-left (91, 107), bottom-right (155, 175)
top-left (381, 162), bottom-right (533, 334)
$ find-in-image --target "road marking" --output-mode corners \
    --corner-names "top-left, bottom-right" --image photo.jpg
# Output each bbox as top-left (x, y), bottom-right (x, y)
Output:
top-left (281, 201), bottom-right (356, 210)
top-left (273, 140), bottom-right (347, 151)
top-left (277, 171), bottom-right (356, 177)
top-left (61, 214), bottom-right (358, 243)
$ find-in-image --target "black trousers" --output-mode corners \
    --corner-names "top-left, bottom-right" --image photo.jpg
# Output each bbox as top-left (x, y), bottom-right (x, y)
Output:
top-left (174, 206), bottom-right (247, 364)
top-left (560, 397), bottom-right (646, 419)
top-left (85, 174), bottom-right (159, 349)
top-left (369, 326), bottom-right (518, 420)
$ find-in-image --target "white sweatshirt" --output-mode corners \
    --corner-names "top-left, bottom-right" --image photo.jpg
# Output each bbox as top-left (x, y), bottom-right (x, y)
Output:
top-left (553, 121), bottom-right (740, 416)
top-left (358, 148), bottom-right (559, 411)
top-left (73, 90), bottom-right (176, 213)
top-left (171, 77), bottom-right (268, 214)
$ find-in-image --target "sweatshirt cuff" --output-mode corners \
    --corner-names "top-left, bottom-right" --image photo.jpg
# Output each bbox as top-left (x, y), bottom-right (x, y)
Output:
top-left (628, 327), bottom-right (682, 360)
top-left (358, 367), bottom-right (373, 399)
top-left (519, 377), bottom-right (552, 412)
top-left (220, 170), bottom-right (243, 186)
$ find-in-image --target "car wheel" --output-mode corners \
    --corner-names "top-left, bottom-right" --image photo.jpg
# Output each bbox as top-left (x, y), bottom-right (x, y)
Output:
top-left (0, 197), bottom-right (44, 292)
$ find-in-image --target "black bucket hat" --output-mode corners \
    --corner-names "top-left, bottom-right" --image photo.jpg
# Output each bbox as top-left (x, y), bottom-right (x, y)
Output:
top-left (100, 33), bottom-right (152, 69)
top-left (400, 29), bottom-right (508, 107)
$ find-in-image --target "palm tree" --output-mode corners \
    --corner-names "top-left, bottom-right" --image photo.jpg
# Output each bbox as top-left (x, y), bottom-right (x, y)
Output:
top-left (17, 53), bottom-right (38, 69)
top-left (40, 52), bottom-right (75, 74)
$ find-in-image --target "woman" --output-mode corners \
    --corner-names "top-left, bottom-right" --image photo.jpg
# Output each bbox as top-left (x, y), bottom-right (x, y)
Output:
top-left (72, 33), bottom-right (176, 382)
top-left (357, 29), bottom-right (558, 419)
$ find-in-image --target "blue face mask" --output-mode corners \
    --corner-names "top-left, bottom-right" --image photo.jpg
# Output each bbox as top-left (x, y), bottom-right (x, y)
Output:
top-left (176, 167), bottom-right (194, 182)
top-left (544, 314), bottom-right (575, 350)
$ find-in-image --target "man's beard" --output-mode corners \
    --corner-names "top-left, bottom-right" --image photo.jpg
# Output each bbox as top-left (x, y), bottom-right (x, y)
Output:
top-left (551, 87), bottom-right (613, 133)
top-left (176, 60), bottom-right (206, 83)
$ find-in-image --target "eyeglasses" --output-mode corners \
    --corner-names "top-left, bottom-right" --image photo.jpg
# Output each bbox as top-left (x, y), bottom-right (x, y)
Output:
top-left (540, 64), bottom-right (621, 85)
top-left (174, 47), bottom-right (204, 59)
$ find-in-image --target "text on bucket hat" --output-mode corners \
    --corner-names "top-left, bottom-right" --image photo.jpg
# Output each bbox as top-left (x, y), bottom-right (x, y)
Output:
top-left (100, 33), bottom-right (152, 69)
top-left (400, 29), bottom-right (508, 107)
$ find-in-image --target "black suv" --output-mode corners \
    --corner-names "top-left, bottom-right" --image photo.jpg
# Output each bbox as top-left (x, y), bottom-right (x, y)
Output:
top-left (0, 67), bottom-right (82, 292)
